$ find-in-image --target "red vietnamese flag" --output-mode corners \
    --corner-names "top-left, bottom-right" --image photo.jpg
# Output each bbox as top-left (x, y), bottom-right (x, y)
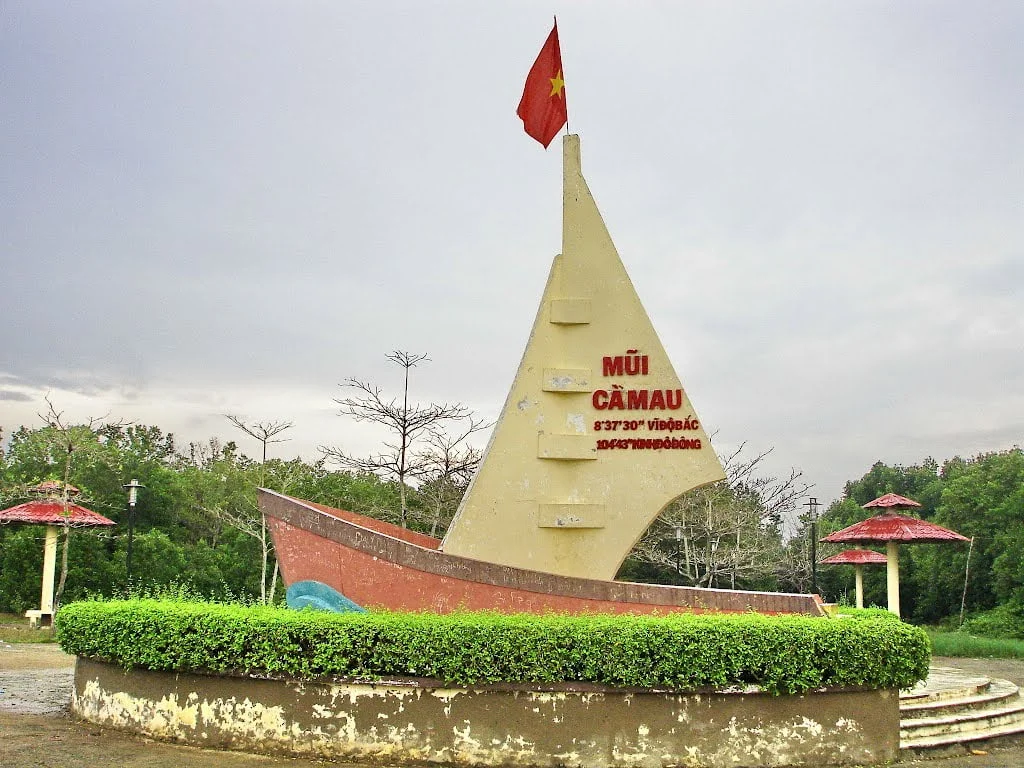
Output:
top-left (516, 22), bottom-right (567, 148)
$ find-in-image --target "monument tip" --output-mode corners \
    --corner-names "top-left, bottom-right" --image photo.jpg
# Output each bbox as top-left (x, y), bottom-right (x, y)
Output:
top-left (562, 133), bottom-right (581, 175)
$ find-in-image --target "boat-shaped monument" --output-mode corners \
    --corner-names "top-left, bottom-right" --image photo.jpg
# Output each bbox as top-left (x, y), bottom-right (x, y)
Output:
top-left (263, 135), bottom-right (825, 617)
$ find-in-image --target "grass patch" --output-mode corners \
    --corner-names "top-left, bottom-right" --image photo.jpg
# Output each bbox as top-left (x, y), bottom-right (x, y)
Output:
top-left (928, 630), bottom-right (1024, 659)
top-left (0, 614), bottom-right (57, 644)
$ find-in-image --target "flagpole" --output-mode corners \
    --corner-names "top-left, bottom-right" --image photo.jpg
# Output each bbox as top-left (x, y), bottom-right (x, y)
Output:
top-left (556, 15), bottom-right (570, 135)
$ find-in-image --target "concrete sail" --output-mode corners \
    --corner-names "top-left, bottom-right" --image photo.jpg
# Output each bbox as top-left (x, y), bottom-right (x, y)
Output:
top-left (441, 135), bottom-right (725, 579)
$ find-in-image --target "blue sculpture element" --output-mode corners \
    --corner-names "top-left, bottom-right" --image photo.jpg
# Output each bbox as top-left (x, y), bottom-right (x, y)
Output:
top-left (286, 580), bottom-right (366, 613)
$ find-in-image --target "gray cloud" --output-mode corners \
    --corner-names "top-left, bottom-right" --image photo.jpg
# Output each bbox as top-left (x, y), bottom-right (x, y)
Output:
top-left (0, 390), bottom-right (33, 402)
top-left (2, 2), bottom-right (1022, 507)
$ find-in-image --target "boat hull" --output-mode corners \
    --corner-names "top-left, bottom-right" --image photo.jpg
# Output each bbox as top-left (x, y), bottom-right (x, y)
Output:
top-left (262, 490), bottom-right (825, 616)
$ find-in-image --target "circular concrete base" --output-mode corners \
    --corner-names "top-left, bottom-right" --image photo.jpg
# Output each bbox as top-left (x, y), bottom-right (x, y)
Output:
top-left (72, 657), bottom-right (899, 767)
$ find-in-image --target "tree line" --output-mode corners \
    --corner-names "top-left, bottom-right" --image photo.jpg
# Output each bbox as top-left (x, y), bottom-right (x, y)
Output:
top-left (0, 415), bottom-right (473, 613)
top-left (1, 380), bottom-right (1020, 628)
top-left (814, 450), bottom-right (1024, 628)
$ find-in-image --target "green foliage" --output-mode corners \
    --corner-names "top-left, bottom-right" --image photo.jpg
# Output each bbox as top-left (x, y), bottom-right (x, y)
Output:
top-left (0, 527), bottom-right (45, 614)
top-left (0, 421), bottom-right (421, 612)
top-left (927, 630), bottom-right (1024, 659)
top-left (817, 450), bottom-right (1023, 625)
top-left (56, 600), bottom-right (930, 695)
top-left (5, 417), bottom-right (1022, 632)
top-left (841, 459), bottom-right (944, 511)
top-left (836, 607), bottom-right (901, 621)
top-left (615, 556), bottom-right (679, 585)
top-left (105, 580), bottom-right (259, 605)
top-left (960, 602), bottom-right (1024, 640)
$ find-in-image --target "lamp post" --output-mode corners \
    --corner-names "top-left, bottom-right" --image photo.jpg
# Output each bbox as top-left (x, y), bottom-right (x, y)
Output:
top-left (123, 478), bottom-right (144, 581)
top-left (804, 497), bottom-right (819, 593)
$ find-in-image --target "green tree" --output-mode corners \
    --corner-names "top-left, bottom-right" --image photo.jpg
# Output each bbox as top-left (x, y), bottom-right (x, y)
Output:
top-left (912, 450), bottom-right (1024, 623)
top-left (816, 453), bottom-right (1021, 623)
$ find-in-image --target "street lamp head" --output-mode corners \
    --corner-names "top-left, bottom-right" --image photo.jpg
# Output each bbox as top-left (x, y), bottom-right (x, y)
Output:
top-left (122, 478), bottom-right (145, 507)
top-left (805, 496), bottom-right (819, 521)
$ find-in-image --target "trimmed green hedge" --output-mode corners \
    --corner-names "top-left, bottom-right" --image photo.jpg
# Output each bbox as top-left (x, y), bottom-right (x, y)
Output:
top-left (836, 607), bottom-right (902, 621)
top-left (56, 600), bottom-right (930, 695)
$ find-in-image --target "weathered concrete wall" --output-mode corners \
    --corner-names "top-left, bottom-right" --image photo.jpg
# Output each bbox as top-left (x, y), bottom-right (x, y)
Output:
top-left (73, 658), bottom-right (899, 767)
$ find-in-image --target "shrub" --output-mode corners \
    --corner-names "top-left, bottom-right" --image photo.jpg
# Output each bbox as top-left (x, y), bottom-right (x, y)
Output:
top-left (836, 607), bottom-right (901, 621)
top-left (960, 602), bottom-right (1024, 640)
top-left (56, 600), bottom-right (930, 695)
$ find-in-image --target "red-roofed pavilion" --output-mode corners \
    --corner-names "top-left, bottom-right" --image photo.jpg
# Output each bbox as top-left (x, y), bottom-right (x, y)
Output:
top-left (0, 485), bottom-right (114, 627)
top-left (820, 549), bottom-right (887, 609)
top-left (822, 493), bottom-right (968, 617)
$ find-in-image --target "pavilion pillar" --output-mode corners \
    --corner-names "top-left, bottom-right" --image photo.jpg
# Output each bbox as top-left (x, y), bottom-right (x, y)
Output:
top-left (886, 541), bottom-right (900, 617)
top-left (40, 525), bottom-right (58, 614)
top-left (854, 564), bottom-right (864, 609)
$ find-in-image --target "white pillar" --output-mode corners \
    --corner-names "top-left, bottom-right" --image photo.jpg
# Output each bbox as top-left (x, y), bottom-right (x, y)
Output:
top-left (854, 564), bottom-right (864, 609)
top-left (40, 525), bottom-right (58, 614)
top-left (886, 541), bottom-right (900, 617)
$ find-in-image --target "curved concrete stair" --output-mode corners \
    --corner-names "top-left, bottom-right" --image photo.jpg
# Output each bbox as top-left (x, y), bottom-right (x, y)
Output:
top-left (900, 668), bottom-right (990, 706)
top-left (902, 678), bottom-right (1020, 718)
top-left (901, 667), bottom-right (1024, 752)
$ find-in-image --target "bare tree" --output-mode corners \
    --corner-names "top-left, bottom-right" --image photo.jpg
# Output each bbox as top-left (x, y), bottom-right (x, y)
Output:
top-left (409, 417), bottom-right (489, 536)
top-left (775, 535), bottom-right (815, 594)
top-left (321, 351), bottom-right (474, 528)
top-left (226, 416), bottom-right (293, 470)
top-left (223, 415), bottom-right (293, 604)
top-left (630, 442), bottom-right (813, 590)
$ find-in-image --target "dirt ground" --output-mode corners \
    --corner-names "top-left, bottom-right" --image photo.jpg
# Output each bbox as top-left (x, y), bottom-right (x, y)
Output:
top-left (2, 642), bottom-right (1024, 767)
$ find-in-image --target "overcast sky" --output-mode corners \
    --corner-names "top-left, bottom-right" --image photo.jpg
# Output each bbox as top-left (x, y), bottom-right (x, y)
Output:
top-left (2, 2), bottom-right (1021, 512)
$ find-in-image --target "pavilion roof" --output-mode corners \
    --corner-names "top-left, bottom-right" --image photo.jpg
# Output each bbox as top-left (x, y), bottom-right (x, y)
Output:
top-left (863, 493), bottom-right (921, 510)
top-left (821, 511), bottom-right (968, 544)
top-left (820, 549), bottom-right (888, 565)
top-left (0, 499), bottom-right (115, 527)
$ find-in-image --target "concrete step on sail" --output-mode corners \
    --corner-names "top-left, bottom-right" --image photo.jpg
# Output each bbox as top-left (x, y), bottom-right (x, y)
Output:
top-left (900, 670), bottom-right (1024, 752)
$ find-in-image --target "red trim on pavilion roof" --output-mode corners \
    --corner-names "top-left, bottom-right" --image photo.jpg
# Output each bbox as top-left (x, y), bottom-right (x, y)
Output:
top-left (863, 493), bottom-right (921, 509)
top-left (820, 549), bottom-right (888, 565)
top-left (822, 511), bottom-right (968, 544)
top-left (0, 500), bottom-right (115, 526)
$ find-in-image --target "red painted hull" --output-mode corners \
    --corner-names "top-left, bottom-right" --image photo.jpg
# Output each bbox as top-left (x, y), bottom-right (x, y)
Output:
top-left (261, 490), bottom-right (825, 616)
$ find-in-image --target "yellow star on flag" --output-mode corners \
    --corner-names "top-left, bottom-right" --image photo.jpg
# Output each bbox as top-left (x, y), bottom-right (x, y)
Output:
top-left (549, 69), bottom-right (565, 98)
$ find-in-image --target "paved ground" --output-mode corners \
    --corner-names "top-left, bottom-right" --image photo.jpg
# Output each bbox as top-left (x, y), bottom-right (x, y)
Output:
top-left (898, 656), bottom-right (1024, 767)
top-left (2, 642), bottom-right (1023, 767)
